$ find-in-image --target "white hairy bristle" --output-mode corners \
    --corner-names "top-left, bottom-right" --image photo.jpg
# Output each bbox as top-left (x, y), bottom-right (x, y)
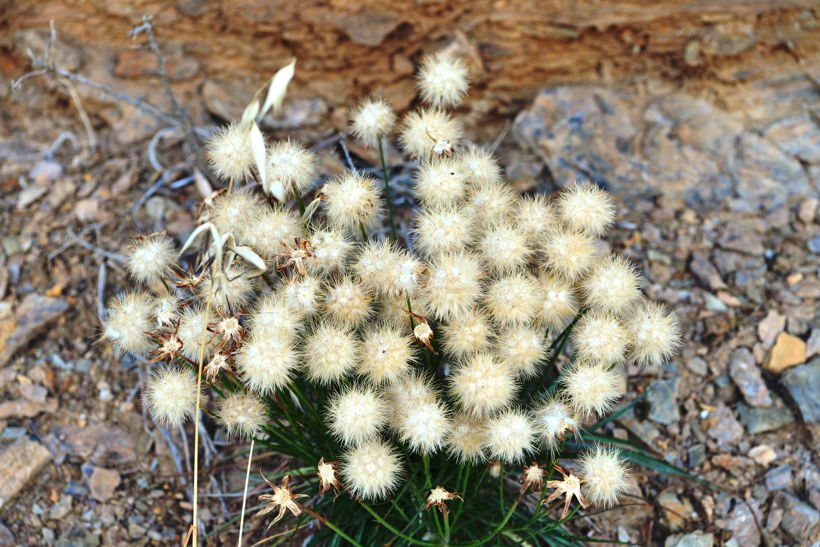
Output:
top-left (206, 123), bottom-right (254, 182)
top-left (358, 325), bottom-right (416, 385)
top-left (534, 274), bottom-right (579, 331)
top-left (218, 391), bottom-right (267, 438)
top-left (579, 446), bottom-right (629, 507)
top-left (322, 172), bottom-right (384, 233)
top-left (328, 385), bottom-right (389, 445)
top-left (562, 362), bottom-right (622, 418)
top-left (581, 255), bottom-right (641, 315)
top-left (477, 223), bottom-right (532, 273)
top-left (265, 139), bottom-right (318, 199)
top-left (483, 409), bottom-right (535, 464)
top-left (144, 367), bottom-right (198, 426)
top-left (307, 228), bottom-right (353, 275)
top-left (413, 157), bottom-right (468, 208)
top-left (399, 108), bottom-right (462, 160)
top-left (572, 311), bottom-right (631, 365)
top-left (302, 322), bottom-right (359, 384)
top-left (322, 277), bottom-right (372, 328)
top-left (235, 331), bottom-right (297, 393)
top-left (350, 97), bottom-right (396, 146)
top-left (495, 325), bottom-right (546, 378)
top-left (416, 52), bottom-right (470, 108)
top-left (440, 309), bottom-right (493, 359)
top-left (342, 439), bottom-right (403, 501)
top-left (449, 353), bottom-right (516, 417)
top-left (447, 413), bottom-right (487, 463)
top-left (483, 273), bottom-right (540, 325)
top-left (126, 234), bottom-right (175, 284)
top-left (556, 182), bottom-right (615, 237)
top-left (422, 252), bottom-right (483, 321)
top-left (541, 229), bottom-right (599, 281)
top-left (459, 145), bottom-right (501, 186)
top-left (102, 292), bottom-right (155, 355)
top-left (412, 206), bottom-right (475, 257)
top-left (627, 300), bottom-right (681, 368)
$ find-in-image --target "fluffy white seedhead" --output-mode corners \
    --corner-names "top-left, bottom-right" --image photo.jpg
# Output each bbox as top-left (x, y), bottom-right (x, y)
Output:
top-left (541, 229), bottom-right (599, 281)
top-left (209, 190), bottom-right (263, 241)
top-left (535, 274), bottom-right (579, 330)
top-left (477, 223), bottom-right (532, 273)
top-left (413, 157), bottom-right (468, 208)
top-left (144, 367), bottom-right (198, 426)
top-left (572, 311), bottom-right (630, 365)
top-left (102, 292), bottom-right (155, 355)
top-left (303, 322), bottom-right (359, 384)
top-left (413, 206), bottom-right (475, 257)
top-left (358, 325), bottom-right (416, 385)
top-left (399, 108), bottom-right (462, 160)
top-left (393, 397), bottom-right (450, 454)
top-left (417, 52), bottom-right (469, 108)
top-left (322, 277), bottom-right (372, 328)
top-left (206, 123), bottom-right (254, 182)
top-left (459, 145), bottom-right (501, 186)
top-left (483, 409), bottom-right (536, 464)
top-left (579, 446), bottom-right (629, 507)
top-left (328, 386), bottom-right (389, 445)
top-left (440, 309), bottom-right (493, 359)
top-left (241, 207), bottom-right (303, 260)
top-left (342, 439), bottom-right (403, 501)
top-left (581, 255), bottom-right (641, 315)
top-left (218, 391), bottom-right (267, 438)
top-left (450, 353), bottom-right (516, 416)
top-left (248, 293), bottom-right (303, 339)
top-left (516, 195), bottom-right (556, 246)
top-left (126, 234), bottom-right (175, 284)
top-left (532, 396), bottom-right (578, 449)
top-left (464, 180), bottom-right (517, 228)
top-left (177, 306), bottom-right (218, 361)
top-left (265, 139), bottom-right (318, 199)
top-left (422, 252), bottom-right (483, 320)
top-left (200, 265), bottom-right (256, 312)
top-left (495, 325), bottom-right (546, 378)
top-left (236, 331), bottom-right (297, 393)
top-left (307, 228), bottom-right (353, 275)
top-left (350, 97), bottom-right (396, 146)
top-left (627, 300), bottom-right (680, 367)
top-left (556, 182), bottom-right (615, 237)
top-left (354, 240), bottom-right (423, 298)
top-left (561, 362), bottom-right (621, 418)
top-left (281, 275), bottom-right (323, 318)
top-left (322, 172), bottom-right (384, 232)
top-left (447, 413), bottom-right (487, 463)
top-left (483, 273), bottom-right (540, 325)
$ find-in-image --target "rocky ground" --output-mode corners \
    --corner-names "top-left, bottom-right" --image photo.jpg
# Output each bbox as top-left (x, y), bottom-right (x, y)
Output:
top-left (1, 11), bottom-right (819, 547)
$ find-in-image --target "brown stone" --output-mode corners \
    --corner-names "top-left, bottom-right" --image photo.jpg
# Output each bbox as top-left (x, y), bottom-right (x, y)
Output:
top-left (88, 467), bottom-right (121, 502)
top-left (0, 438), bottom-right (52, 510)
top-left (0, 294), bottom-right (69, 367)
top-left (765, 333), bottom-right (806, 373)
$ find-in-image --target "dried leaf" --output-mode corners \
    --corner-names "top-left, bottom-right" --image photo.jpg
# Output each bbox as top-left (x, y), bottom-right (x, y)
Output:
top-left (179, 222), bottom-right (214, 256)
top-left (230, 245), bottom-right (267, 276)
top-left (240, 97), bottom-right (261, 128)
top-left (268, 179), bottom-right (286, 202)
top-left (260, 58), bottom-right (296, 118)
top-left (193, 168), bottom-right (213, 198)
top-left (249, 122), bottom-right (266, 187)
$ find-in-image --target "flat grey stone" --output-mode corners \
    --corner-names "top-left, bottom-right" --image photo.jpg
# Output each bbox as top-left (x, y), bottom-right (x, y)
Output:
top-left (737, 395), bottom-right (795, 435)
top-left (648, 377), bottom-right (681, 425)
top-left (729, 347), bottom-right (772, 407)
top-left (776, 492), bottom-right (819, 543)
top-left (781, 358), bottom-right (820, 423)
top-left (765, 465), bottom-right (793, 491)
top-left (665, 531), bottom-right (714, 547)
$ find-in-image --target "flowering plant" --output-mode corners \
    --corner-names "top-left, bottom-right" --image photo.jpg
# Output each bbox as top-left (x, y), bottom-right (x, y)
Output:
top-left (102, 51), bottom-right (680, 545)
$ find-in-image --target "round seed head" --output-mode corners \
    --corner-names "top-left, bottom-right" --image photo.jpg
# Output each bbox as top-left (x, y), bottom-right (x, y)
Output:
top-left (350, 97), bottom-right (396, 146)
top-left (464, 180), bottom-right (517, 228)
top-left (422, 252), bottom-right (483, 321)
top-left (358, 325), bottom-right (416, 385)
top-left (393, 397), bottom-right (450, 454)
top-left (483, 409), bottom-right (536, 464)
top-left (399, 108), bottom-right (462, 160)
top-left (532, 395), bottom-right (578, 449)
top-left (541, 229), bottom-right (599, 281)
top-left (447, 413), bottom-right (487, 463)
top-left (534, 274), bottom-right (579, 330)
top-left (579, 446), bottom-right (629, 507)
top-left (236, 331), bottom-right (297, 393)
top-left (206, 123), bottom-right (254, 182)
top-left (413, 157), bottom-right (468, 208)
top-left (572, 311), bottom-right (630, 365)
top-left (265, 139), bottom-right (318, 198)
top-left (342, 439), bottom-right (403, 501)
top-left (416, 52), bottom-right (470, 108)
top-left (176, 306), bottom-right (219, 361)
top-left (483, 273), bottom-right (540, 325)
top-left (561, 362), bottom-right (622, 418)
top-left (495, 325), bottom-right (546, 378)
top-left (322, 277), bottom-right (372, 328)
top-left (458, 144), bottom-right (501, 186)
top-left (322, 172), bottom-right (384, 232)
top-left (328, 385), bottom-right (389, 445)
top-left (218, 391), bottom-right (267, 438)
top-left (412, 206), bottom-right (475, 257)
top-left (477, 223), bottom-right (532, 273)
top-left (126, 234), bottom-right (176, 284)
top-left (449, 353), bottom-right (516, 417)
top-left (516, 195), bottom-right (557, 246)
top-left (556, 181), bottom-right (615, 237)
top-left (303, 322), bottom-right (359, 384)
top-left (581, 255), bottom-right (641, 315)
top-left (306, 228), bottom-right (353, 275)
top-left (144, 367), bottom-right (198, 426)
top-left (102, 292), bottom-right (155, 355)
top-left (440, 309), bottom-right (493, 359)
top-left (627, 300), bottom-right (680, 367)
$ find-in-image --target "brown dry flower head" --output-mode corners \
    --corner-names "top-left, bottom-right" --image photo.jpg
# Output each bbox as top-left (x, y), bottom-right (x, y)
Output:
top-left (542, 464), bottom-right (589, 519)
top-left (257, 474), bottom-right (307, 528)
top-left (317, 458), bottom-right (341, 496)
top-left (423, 486), bottom-right (463, 516)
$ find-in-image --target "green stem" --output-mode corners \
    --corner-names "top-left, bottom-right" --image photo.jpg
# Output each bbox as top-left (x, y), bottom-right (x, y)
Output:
top-left (358, 502), bottom-right (439, 547)
top-left (462, 497), bottom-right (521, 547)
top-left (378, 136), bottom-right (398, 241)
top-left (300, 506), bottom-right (364, 547)
top-left (443, 510), bottom-right (451, 545)
top-left (359, 221), bottom-right (368, 242)
top-left (292, 183), bottom-right (306, 215)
